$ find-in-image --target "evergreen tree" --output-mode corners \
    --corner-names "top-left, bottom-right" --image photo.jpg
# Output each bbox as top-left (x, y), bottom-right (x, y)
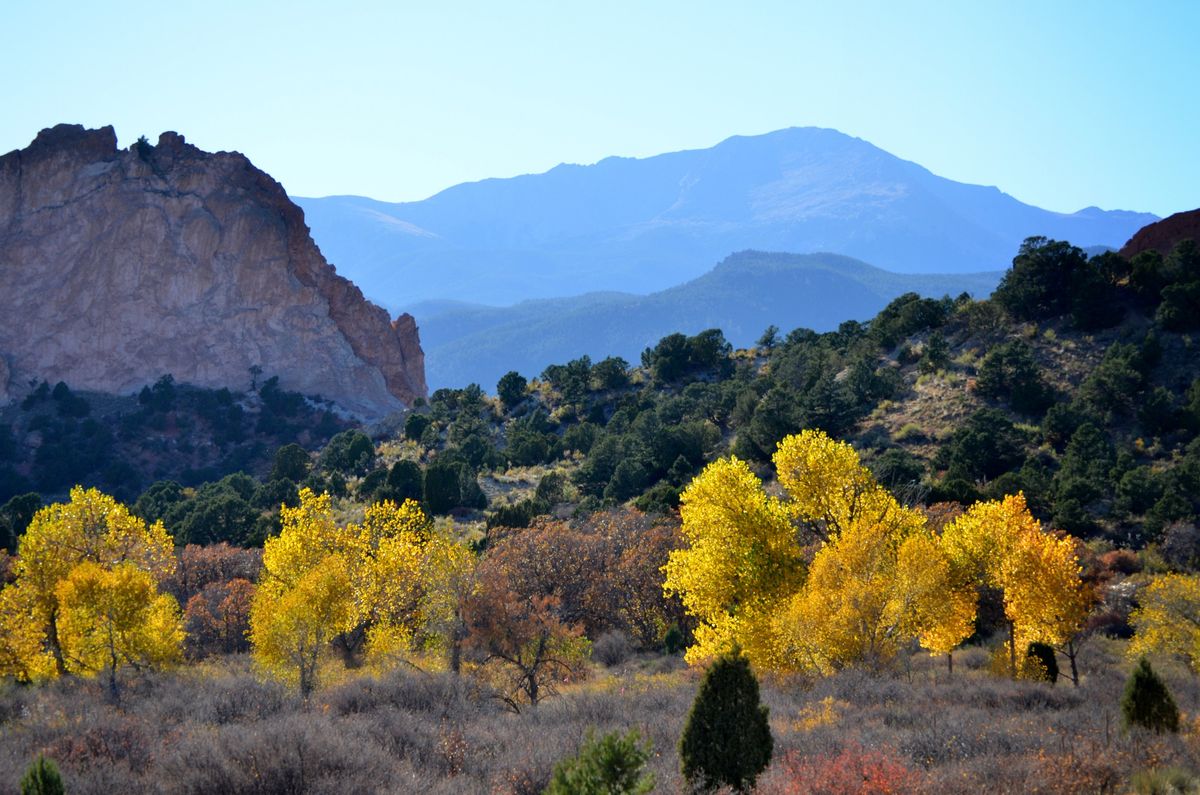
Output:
top-left (1121, 657), bottom-right (1180, 733)
top-left (496, 370), bottom-right (528, 410)
top-left (424, 460), bottom-right (462, 515)
top-left (20, 755), bottom-right (65, 795)
top-left (545, 729), bottom-right (655, 795)
top-left (270, 443), bottom-right (310, 482)
top-left (679, 648), bottom-right (773, 793)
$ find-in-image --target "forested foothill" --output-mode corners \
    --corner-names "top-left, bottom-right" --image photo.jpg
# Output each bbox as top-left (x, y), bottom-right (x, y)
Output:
top-left (6, 236), bottom-right (1200, 792)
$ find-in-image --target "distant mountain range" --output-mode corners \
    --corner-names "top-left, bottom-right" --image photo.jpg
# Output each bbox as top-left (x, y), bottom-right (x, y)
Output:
top-left (296, 127), bottom-right (1156, 309)
top-left (412, 251), bottom-right (1003, 389)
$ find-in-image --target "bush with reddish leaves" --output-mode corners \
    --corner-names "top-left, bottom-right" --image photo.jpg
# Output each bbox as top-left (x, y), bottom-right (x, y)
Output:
top-left (183, 577), bottom-right (256, 658)
top-left (762, 743), bottom-right (924, 795)
top-left (163, 542), bottom-right (261, 602)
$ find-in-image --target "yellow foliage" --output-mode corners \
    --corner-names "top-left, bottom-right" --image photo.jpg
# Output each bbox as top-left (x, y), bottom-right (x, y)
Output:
top-left (1001, 529), bottom-right (1088, 649)
top-left (772, 431), bottom-right (975, 671)
top-left (0, 584), bottom-right (55, 681)
top-left (0, 487), bottom-right (180, 681)
top-left (774, 429), bottom-right (907, 541)
top-left (1129, 573), bottom-right (1200, 672)
top-left (55, 562), bottom-right (184, 678)
top-left (942, 493), bottom-right (1087, 672)
top-left (790, 696), bottom-right (847, 732)
top-left (898, 532), bottom-right (977, 657)
top-left (18, 485), bottom-right (175, 609)
top-left (668, 431), bottom-right (978, 673)
top-left (662, 456), bottom-right (803, 668)
top-left (668, 433), bottom-right (1085, 677)
top-left (940, 494), bottom-right (1041, 584)
top-left (418, 534), bottom-right (479, 664)
top-left (250, 554), bottom-right (356, 696)
top-left (259, 489), bottom-right (345, 590)
top-left (251, 489), bottom-right (475, 692)
top-left (778, 523), bottom-right (972, 673)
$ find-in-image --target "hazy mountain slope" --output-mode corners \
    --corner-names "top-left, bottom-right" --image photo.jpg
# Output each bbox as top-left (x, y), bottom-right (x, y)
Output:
top-left (297, 127), bottom-right (1154, 309)
top-left (413, 251), bottom-right (1002, 389)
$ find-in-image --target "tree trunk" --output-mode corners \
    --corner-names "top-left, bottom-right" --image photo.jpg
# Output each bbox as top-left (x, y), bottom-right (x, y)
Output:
top-left (106, 630), bottom-right (121, 704)
top-left (1067, 640), bottom-right (1080, 687)
top-left (947, 652), bottom-right (953, 677)
top-left (47, 608), bottom-right (67, 676)
top-left (449, 622), bottom-right (464, 675)
top-left (107, 664), bottom-right (120, 704)
top-left (527, 671), bottom-right (538, 707)
top-left (1008, 621), bottom-right (1017, 680)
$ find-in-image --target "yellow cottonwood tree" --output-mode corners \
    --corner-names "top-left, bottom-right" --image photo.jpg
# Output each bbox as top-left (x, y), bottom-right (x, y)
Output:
top-left (0, 487), bottom-right (179, 681)
top-left (1128, 573), bottom-right (1200, 672)
top-left (898, 532), bottom-right (977, 660)
top-left (251, 489), bottom-right (474, 693)
top-left (250, 554), bottom-right (356, 697)
top-left (941, 494), bottom-right (1087, 677)
top-left (776, 430), bottom-right (975, 672)
top-left (420, 534), bottom-right (479, 673)
top-left (662, 457), bottom-right (803, 668)
top-left (777, 527), bottom-right (976, 674)
top-left (665, 430), bottom-right (976, 673)
top-left (55, 562), bottom-right (184, 697)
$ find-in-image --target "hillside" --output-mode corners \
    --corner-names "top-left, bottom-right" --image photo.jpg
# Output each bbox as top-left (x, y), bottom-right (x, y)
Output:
top-left (0, 125), bottom-right (426, 418)
top-left (412, 251), bottom-right (1002, 388)
top-left (296, 127), bottom-right (1155, 308)
top-left (21, 226), bottom-right (1186, 559)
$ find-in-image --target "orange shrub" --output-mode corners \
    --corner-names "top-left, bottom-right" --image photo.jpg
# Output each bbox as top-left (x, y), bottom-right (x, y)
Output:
top-left (762, 743), bottom-right (924, 795)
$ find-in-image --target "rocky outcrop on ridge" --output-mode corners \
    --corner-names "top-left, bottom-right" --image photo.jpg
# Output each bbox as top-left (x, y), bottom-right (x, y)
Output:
top-left (1119, 208), bottom-right (1200, 259)
top-left (0, 125), bottom-right (425, 418)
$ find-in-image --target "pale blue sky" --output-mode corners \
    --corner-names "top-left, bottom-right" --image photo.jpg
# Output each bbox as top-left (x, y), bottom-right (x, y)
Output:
top-left (2, 1), bottom-right (1196, 216)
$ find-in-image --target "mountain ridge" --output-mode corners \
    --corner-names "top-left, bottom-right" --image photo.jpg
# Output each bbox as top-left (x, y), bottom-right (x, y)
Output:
top-left (296, 127), bottom-right (1156, 309)
top-left (413, 250), bottom-right (1002, 389)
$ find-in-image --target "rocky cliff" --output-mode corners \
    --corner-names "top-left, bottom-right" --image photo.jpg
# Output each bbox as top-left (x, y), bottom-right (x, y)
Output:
top-left (1119, 208), bottom-right (1200, 259)
top-left (0, 125), bottom-right (426, 418)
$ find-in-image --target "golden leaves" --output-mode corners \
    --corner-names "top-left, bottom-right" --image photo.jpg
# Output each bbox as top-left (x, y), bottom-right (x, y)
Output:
top-left (1129, 573), bottom-right (1200, 671)
top-left (250, 489), bottom-right (474, 693)
top-left (0, 487), bottom-right (182, 683)
top-left (668, 432), bottom-right (1085, 676)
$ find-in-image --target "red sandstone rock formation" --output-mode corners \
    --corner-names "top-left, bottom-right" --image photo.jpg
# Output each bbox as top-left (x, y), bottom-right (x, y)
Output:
top-left (1119, 208), bottom-right (1200, 259)
top-left (0, 125), bottom-right (426, 418)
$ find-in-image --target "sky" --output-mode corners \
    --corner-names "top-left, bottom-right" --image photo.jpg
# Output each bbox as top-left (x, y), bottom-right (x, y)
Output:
top-left (2, 1), bottom-right (1196, 217)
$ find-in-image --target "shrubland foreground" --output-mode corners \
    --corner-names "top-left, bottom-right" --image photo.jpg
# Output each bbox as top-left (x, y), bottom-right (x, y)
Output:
top-left (4, 644), bottom-right (1200, 794)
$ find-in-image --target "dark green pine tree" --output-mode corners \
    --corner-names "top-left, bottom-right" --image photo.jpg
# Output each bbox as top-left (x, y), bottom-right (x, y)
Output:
top-left (679, 647), bottom-right (773, 793)
top-left (1121, 657), bottom-right (1180, 733)
top-left (20, 755), bottom-right (65, 795)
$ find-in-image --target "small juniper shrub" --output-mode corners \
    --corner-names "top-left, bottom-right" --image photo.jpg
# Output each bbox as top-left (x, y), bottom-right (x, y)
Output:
top-left (679, 647), bottom-right (772, 793)
top-left (663, 624), bottom-right (686, 655)
top-left (1122, 657), bottom-right (1180, 734)
top-left (544, 728), bottom-right (655, 795)
top-left (20, 755), bottom-right (64, 795)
